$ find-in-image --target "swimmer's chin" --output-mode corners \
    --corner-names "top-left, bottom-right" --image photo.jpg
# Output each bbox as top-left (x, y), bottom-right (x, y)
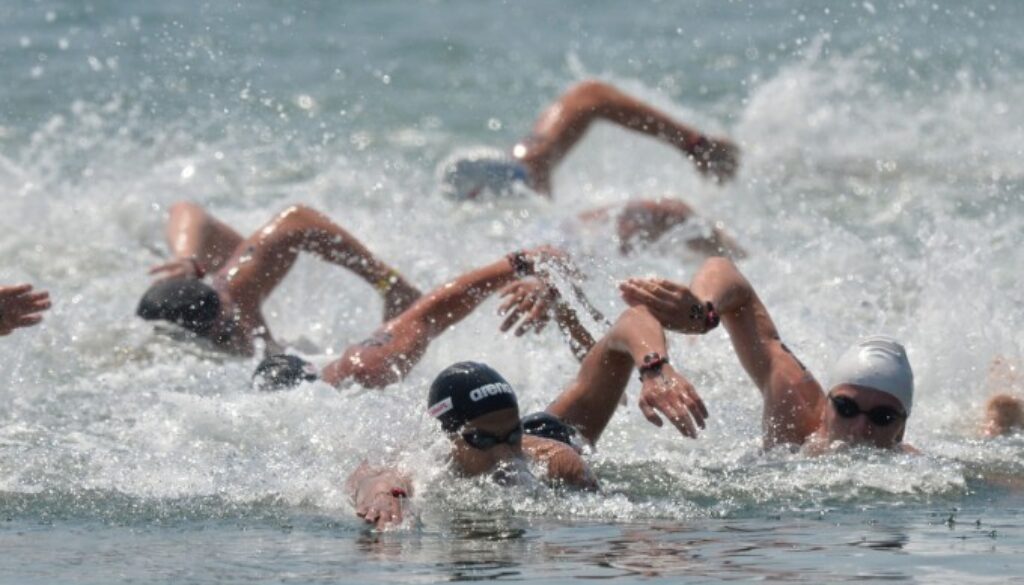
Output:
top-left (800, 435), bottom-right (919, 456)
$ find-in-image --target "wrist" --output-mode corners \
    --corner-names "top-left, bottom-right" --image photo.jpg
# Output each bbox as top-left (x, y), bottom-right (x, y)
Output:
top-left (506, 250), bottom-right (533, 277)
top-left (637, 351), bottom-right (670, 381)
top-left (684, 133), bottom-right (709, 155)
top-left (704, 301), bottom-right (720, 331)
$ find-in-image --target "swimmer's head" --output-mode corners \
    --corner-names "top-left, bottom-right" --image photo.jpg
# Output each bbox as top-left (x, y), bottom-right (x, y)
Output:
top-left (437, 148), bottom-right (530, 201)
top-left (825, 336), bottom-right (913, 448)
top-left (253, 354), bottom-right (319, 392)
top-left (137, 278), bottom-right (221, 336)
top-left (428, 361), bottom-right (523, 476)
top-left (983, 394), bottom-right (1024, 437)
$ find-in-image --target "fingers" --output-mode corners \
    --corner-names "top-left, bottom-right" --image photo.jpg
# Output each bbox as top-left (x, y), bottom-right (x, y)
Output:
top-left (500, 294), bottom-right (533, 333)
top-left (358, 498), bottom-right (404, 529)
top-left (638, 396), bottom-right (663, 428)
top-left (11, 314), bottom-right (44, 329)
top-left (515, 298), bottom-right (549, 336)
top-left (656, 393), bottom-right (697, 438)
top-left (619, 280), bottom-right (662, 307)
top-left (6, 293), bottom-right (52, 317)
top-left (0, 284), bottom-right (33, 298)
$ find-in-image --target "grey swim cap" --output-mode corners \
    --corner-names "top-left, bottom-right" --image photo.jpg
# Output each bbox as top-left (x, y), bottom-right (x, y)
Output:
top-left (437, 148), bottom-right (530, 201)
top-left (829, 335), bottom-right (914, 414)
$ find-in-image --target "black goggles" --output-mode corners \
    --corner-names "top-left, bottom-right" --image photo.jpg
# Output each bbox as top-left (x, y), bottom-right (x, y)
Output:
top-left (829, 395), bottom-right (907, 427)
top-left (460, 423), bottom-right (524, 450)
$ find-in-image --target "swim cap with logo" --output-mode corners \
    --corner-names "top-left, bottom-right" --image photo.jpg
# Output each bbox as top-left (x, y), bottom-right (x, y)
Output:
top-left (427, 361), bottom-right (519, 432)
top-left (137, 278), bottom-right (221, 336)
top-left (829, 335), bottom-right (914, 415)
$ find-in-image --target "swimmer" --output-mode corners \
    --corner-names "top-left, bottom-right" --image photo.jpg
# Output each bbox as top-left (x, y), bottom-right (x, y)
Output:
top-left (347, 303), bottom-right (707, 529)
top-left (254, 247), bottom-right (583, 389)
top-left (0, 283), bottom-right (51, 336)
top-left (137, 202), bottom-right (421, 356)
top-left (440, 80), bottom-right (739, 200)
top-left (578, 197), bottom-right (746, 259)
top-left (620, 257), bottom-right (916, 453)
top-left (981, 357), bottom-right (1023, 437)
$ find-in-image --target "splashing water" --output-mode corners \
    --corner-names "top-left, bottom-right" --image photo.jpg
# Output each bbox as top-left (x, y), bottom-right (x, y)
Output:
top-left (1, 1), bottom-right (1022, 582)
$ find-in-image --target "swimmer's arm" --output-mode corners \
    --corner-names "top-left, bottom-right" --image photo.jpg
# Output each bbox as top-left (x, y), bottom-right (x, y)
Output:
top-left (320, 252), bottom-right (534, 387)
top-left (606, 306), bottom-right (708, 437)
top-left (522, 436), bottom-right (598, 490)
top-left (620, 257), bottom-right (797, 392)
top-left (346, 462), bottom-right (414, 529)
top-left (402, 247), bottom-right (567, 338)
top-left (687, 257), bottom-right (806, 392)
top-left (152, 202), bottom-right (244, 276)
top-left (548, 306), bottom-right (707, 442)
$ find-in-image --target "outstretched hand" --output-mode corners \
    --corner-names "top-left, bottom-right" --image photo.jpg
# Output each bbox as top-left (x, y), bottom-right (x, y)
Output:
top-left (498, 278), bottom-right (558, 336)
top-left (149, 257), bottom-right (204, 282)
top-left (620, 278), bottom-right (714, 334)
top-left (637, 366), bottom-right (707, 438)
top-left (689, 136), bottom-right (740, 183)
top-left (0, 284), bottom-right (51, 336)
top-left (355, 488), bottom-right (407, 530)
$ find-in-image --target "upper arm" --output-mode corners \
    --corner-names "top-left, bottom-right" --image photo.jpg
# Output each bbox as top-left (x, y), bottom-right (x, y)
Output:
top-left (719, 288), bottom-right (785, 393)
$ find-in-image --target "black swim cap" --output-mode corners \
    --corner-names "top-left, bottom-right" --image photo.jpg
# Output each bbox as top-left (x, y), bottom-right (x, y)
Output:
top-left (253, 354), bottom-right (319, 391)
top-left (427, 361), bottom-right (518, 433)
top-left (521, 412), bottom-right (578, 447)
top-left (137, 278), bottom-right (221, 336)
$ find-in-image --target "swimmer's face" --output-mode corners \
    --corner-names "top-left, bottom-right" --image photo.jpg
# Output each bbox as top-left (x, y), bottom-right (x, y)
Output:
top-left (824, 384), bottom-right (908, 449)
top-left (449, 407), bottom-right (524, 477)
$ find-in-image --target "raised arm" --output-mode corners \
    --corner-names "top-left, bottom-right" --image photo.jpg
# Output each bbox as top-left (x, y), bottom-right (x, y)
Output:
top-left (620, 257), bottom-right (824, 446)
top-left (346, 462), bottom-right (414, 530)
top-left (516, 80), bottom-right (739, 193)
top-left (546, 305), bottom-right (707, 444)
top-left (320, 248), bottom-right (564, 388)
top-left (150, 201), bottom-right (244, 280)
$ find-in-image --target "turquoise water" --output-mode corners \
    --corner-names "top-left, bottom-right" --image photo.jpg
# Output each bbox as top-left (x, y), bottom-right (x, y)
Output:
top-left (1, 1), bottom-right (1023, 582)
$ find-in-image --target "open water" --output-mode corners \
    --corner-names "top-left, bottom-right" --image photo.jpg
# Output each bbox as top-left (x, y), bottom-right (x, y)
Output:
top-left (1, 1), bottom-right (1023, 582)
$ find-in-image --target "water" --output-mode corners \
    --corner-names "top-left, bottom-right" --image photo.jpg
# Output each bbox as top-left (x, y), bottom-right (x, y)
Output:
top-left (1, 0), bottom-right (1023, 582)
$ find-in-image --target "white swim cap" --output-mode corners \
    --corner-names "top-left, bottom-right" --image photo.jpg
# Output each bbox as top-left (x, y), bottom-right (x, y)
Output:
top-left (829, 335), bottom-right (914, 415)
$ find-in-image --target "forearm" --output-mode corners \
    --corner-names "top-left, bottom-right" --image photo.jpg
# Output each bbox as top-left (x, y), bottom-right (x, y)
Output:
top-left (165, 202), bottom-right (241, 272)
top-left (413, 258), bottom-right (518, 337)
top-left (690, 257), bottom-right (755, 316)
top-left (165, 207), bottom-right (207, 261)
top-left (605, 306), bottom-right (669, 364)
top-left (597, 89), bottom-right (704, 152)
